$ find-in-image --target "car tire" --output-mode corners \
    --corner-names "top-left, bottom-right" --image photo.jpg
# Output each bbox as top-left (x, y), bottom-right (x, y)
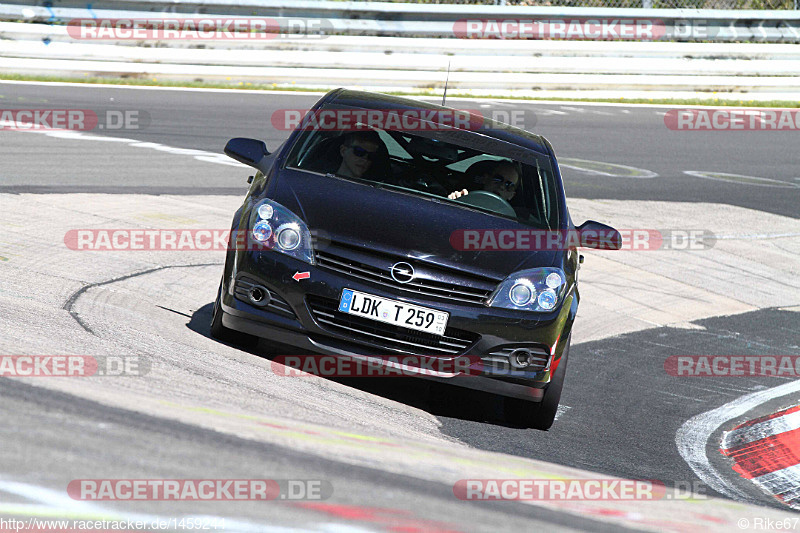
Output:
top-left (210, 278), bottom-right (259, 348)
top-left (504, 335), bottom-right (569, 430)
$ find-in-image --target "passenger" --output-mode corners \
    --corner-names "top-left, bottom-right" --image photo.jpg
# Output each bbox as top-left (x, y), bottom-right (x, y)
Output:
top-left (447, 160), bottom-right (520, 202)
top-left (337, 130), bottom-right (385, 179)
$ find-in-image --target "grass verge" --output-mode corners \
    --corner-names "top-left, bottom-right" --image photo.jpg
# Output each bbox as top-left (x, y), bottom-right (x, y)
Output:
top-left (2, 73), bottom-right (799, 108)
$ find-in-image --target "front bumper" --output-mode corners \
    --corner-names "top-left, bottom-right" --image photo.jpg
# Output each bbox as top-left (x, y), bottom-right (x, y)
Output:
top-left (222, 250), bottom-right (575, 402)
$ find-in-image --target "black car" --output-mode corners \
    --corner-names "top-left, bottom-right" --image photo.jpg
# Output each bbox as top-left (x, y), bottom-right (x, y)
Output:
top-left (210, 89), bottom-right (620, 429)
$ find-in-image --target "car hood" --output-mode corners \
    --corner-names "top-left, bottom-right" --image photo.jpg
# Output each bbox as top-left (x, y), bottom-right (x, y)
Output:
top-left (269, 169), bottom-right (559, 281)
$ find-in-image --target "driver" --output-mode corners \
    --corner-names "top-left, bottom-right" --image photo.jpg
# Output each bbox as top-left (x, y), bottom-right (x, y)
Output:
top-left (337, 130), bottom-right (385, 179)
top-left (447, 160), bottom-right (519, 202)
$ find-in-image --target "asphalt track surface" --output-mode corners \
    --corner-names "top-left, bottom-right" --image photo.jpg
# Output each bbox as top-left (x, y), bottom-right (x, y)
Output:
top-left (1, 378), bottom-right (635, 533)
top-left (1, 83), bottom-right (798, 218)
top-left (1, 81), bottom-right (800, 530)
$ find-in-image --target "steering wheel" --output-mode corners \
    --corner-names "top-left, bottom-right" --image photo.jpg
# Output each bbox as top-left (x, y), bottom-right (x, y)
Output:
top-left (453, 190), bottom-right (516, 218)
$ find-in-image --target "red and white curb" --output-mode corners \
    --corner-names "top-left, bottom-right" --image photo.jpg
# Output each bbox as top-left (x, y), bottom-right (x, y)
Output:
top-left (720, 405), bottom-right (800, 509)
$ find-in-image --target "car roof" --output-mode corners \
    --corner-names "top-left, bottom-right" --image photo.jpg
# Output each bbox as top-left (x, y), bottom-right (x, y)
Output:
top-left (322, 89), bottom-right (553, 158)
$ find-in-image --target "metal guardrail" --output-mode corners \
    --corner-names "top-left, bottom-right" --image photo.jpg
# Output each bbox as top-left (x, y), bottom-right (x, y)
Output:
top-left (3, 0), bottom-right (799, 15)
top-left (2, 1), bottom-right (800, 41)
top-left (5, 20), bottom-right (800, 54)
top-left (4, 35), bottom-right (800, 75)
top-left (0, 1), bottom-right (798, 96)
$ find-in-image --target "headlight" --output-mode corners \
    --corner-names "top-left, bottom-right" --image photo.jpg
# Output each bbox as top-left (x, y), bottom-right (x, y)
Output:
top-left (509, 283), bottom-right (534, 306)
top-left (275, 223), bottom-right (301, 251)
top-left (248, 199), bottom-right (315, 265)
top-left (252, 221), bottom-right (273, 242)
top-left (487, 268), bottom-right (567, 312)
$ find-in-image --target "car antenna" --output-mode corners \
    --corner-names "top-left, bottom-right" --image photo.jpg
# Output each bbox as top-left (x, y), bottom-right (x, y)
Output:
top-left (441, 60), bottom-right (451, 107)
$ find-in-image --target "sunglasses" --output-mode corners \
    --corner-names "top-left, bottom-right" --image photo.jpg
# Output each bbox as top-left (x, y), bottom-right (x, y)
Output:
top-left (350, 145), bottom-right (378, 160)
top-left (491, 174), bottom-right (518, 191)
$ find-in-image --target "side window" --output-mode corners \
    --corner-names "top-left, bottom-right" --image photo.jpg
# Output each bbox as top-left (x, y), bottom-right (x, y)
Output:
top-left (287, 130), bottom-right (319, 168)
top-left (446, 155), bottom-right (505, 174)
top-left (377, 130), bottom-right (412, 160)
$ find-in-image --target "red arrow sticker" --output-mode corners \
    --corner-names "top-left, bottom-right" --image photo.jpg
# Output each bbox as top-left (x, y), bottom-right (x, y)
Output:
top-left (292, 271), bottom-right (310, 282)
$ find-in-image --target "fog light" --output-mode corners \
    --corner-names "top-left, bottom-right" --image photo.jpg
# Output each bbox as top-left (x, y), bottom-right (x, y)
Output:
top-left (252, 221), bottom-right (273, 242)
top-left (248, 286), bottom-right (271, 307)
top-left (509, 283), bottom-right (533, 306)
top-left (509, 349), bottom-right (533, 369)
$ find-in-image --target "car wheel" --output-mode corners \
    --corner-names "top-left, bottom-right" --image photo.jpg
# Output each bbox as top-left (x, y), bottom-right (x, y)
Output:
top-left (504, 336), bottom-right (569, 430)
top-left (210, 277), bottom-right (259, 348)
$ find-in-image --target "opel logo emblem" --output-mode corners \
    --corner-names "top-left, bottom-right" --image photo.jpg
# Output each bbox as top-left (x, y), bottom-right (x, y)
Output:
top-left (390, 262), bottom-right (415, 284)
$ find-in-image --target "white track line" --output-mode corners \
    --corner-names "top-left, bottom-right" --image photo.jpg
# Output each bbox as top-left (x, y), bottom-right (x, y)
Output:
top-left (0, 120), bottom-right (247, 168)
top-left (714, 232), bottom-right (800, 240)
top-left (533, 108), bottom-right (568, 116)
top-left (684, 171), bottom-right (800, 189)
top-left (559, 158), bottom-right (658, 178)
top-left (676, 380), bottom-right (800, 501)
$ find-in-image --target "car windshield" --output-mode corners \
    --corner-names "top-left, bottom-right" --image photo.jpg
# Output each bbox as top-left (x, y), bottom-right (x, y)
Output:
top-left (284, 106), bottom-right (560, 229)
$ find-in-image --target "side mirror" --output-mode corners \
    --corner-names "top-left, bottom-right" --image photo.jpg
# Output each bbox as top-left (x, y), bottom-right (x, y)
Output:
top-left (224, 138), bottom-right (268, 167)
top-left (577, 221), bottom-right (622, 250)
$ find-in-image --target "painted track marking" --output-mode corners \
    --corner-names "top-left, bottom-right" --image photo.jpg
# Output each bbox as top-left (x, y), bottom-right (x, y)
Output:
top-left (676, 380), bottom-right (800, 502)
top-left (721, 405), bottom-right (800, 509)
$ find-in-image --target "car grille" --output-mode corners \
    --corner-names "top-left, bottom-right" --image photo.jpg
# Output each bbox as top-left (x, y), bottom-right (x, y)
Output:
top-left (306, 295), bottom-right (479, 356)
top-left (234, 276), bottom-right (295, 317)
top-left (314, 247), bottom-right (495, 306)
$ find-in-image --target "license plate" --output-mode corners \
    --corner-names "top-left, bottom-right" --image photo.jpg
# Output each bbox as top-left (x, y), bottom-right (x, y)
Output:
top-left (338, 289), bottom-right (449, 336)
